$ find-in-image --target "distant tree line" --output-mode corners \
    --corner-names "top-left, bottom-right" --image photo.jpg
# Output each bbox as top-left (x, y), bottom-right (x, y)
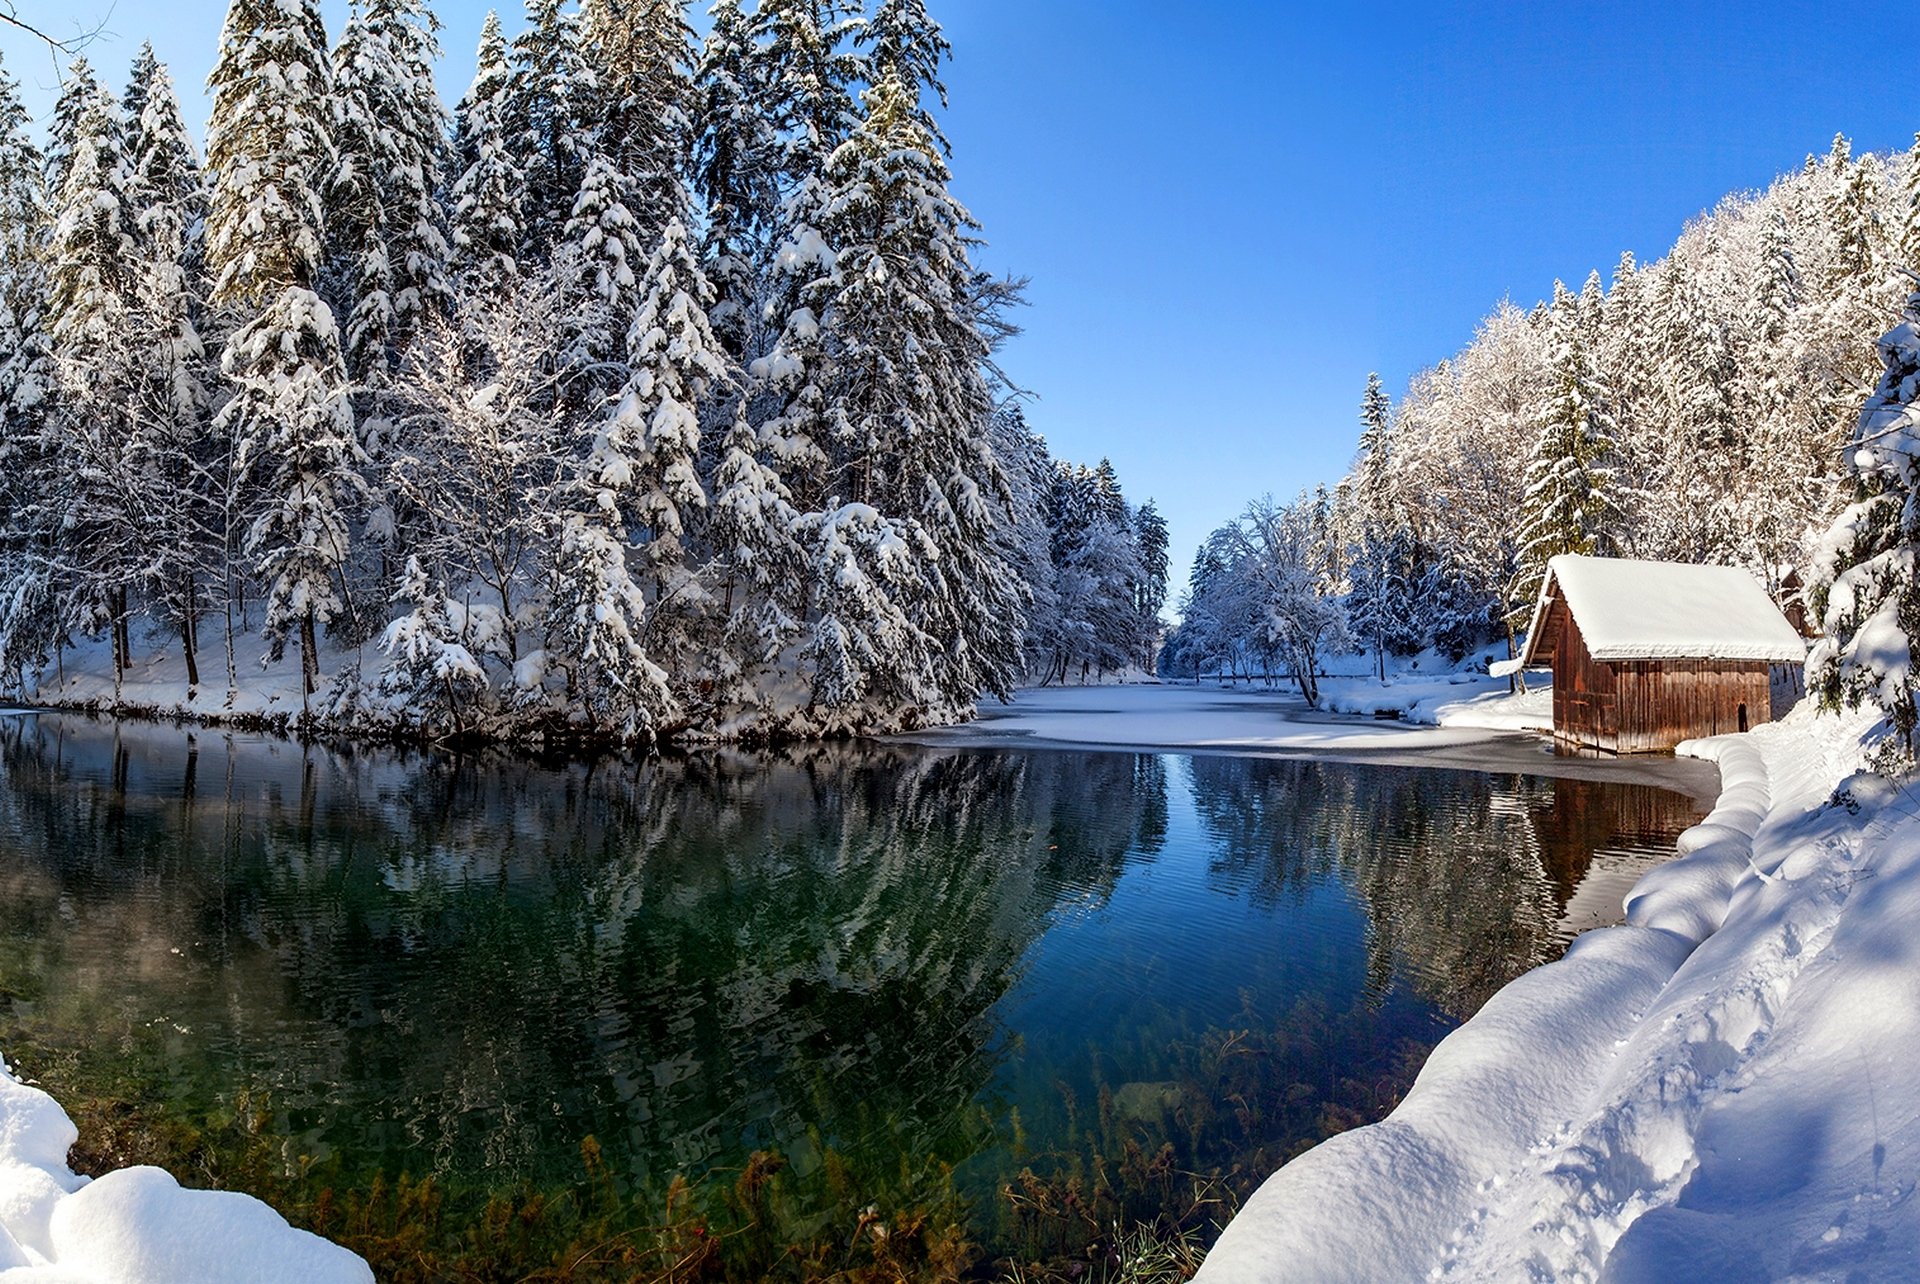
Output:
top-left (1166, 134), bottom-right (1920, 713)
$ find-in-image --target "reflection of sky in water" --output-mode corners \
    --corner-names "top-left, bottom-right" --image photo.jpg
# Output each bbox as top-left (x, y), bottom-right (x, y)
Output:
top-left (1001, 760), bottom-right (1382, 1099)
top-left (0, 716), bottom-right (1704, 1244)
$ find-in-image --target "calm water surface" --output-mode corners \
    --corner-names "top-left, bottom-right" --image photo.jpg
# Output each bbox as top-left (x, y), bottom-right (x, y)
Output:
top-left (0, 714), bottom-right (1705, 1255)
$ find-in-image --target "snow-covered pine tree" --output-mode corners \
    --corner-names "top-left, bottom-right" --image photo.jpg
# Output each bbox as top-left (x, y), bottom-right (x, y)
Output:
top-left (0, 123), bottom-right (47, 719)
top-left (693, 0), bottom-right (778, 357)
top-left (794, 499), bottom-right (935, 723)
top-left (1037, 460), bottom-right (1145, 682)
top-left (752, 0), bottom-right (864, 188)
top-left (541, 218), bottom-right (729, 741)
top-left (701, 392), bottom-right (802, 715)
top-left (448, 13), bottom-right (525, 288)
top-left (509, 0), bottom-right (596, 265)
top-left (0, 51), bottom-right (50, 625)
top-left (44, 57), bottom-right (101, 201)
top-left (1897, 134), bottom-right (1920, 275)
top-left (558, 152), bottom-right (647, 382)
top-left (815, 74), bottom-right (1026, 709)
top-left (1817, 135), bottom-right (1889, 427)
top-left (329, 0), bottom-right (452, 380)
top-left (376, 553), bottom-right (488, 731)
top-left (1649, 253), bottom-right (1736, 561)
top-left (1344, 371), bottom-right (1412, 681)
top-left (597, 218), bottom-right (723, 613)
top-left (749, 0), bottom-right (863, 506)
top-left (1132, 498), bottom-right (1169, 672)
top-left (207, 0), bottom-right (367, 698)
top-left (46, 83), bottom-right (134, 369)
top-left (44, 80), bottom-right (146, 681)
top-left (583, 0), bottom-right (693, 245)
top-left (1810, 282), bottom-right (1920, 758)
top-left (1734, 206), bottom-right (1816, 586)
top-left (125, 48), bottom-right (206, 433)
top-left (855, 0), bottom-right (951, 151)
top-left (1345, 523), bottom-right (1412, 682)
top-left (125, 49), bottom-right (215, 686)
top-left (1508, 293), bottom-right (1619, 638)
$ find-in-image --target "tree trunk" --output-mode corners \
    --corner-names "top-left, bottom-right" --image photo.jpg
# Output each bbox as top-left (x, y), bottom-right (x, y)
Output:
top-left (224, 598), bottom-right (238, 698)
top-left (181, 613), bottom-right (200, 689)
top-left (300, 611), bottom-right (318, 701)
top-left (110, 588), bottom-right (127, 680)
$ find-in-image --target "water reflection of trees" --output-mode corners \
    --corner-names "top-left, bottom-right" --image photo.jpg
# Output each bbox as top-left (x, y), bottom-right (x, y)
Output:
top-left (1186, 756), bottom-right (1701, 1018)
top-left (0, 717), bottom-right (1167, 1201)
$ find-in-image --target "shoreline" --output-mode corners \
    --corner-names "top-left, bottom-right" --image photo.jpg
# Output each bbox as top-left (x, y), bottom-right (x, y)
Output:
top-left (1197, 702), bottom-right (1913, 1281)
top-left (893, 684), bottom-right (1724, 808)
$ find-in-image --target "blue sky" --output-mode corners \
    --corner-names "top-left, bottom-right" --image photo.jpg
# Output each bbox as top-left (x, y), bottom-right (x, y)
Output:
top-left (4, 0), bottom-right (1913, 598)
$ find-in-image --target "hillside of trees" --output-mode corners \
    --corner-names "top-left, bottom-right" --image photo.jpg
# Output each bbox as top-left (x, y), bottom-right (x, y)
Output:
top-left (1166, 132), bottom-right (1920, 735)
top-left (0, 0), bottom-right (1167, 745)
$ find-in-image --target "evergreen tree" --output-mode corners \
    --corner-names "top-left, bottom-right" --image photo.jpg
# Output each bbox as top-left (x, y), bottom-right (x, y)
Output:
top-left (0, 54), bottom-right (55, 684)
top-left (559, 152), bottom-right (647, 379)
top-left (545, 506), bottom-right (674, 738)
top-left (702, 393), bottom-right (802, 710)
top-left (1508, 308), bottom-right (1618, 636)
top-left (584, 0), bottom-right (693, 243)
top-left (693, 0), bottom-right (777, 357)
top-left (751, 0), bottom-right (863, 497)
top-left (43, 81), bottom-right (144, 681)
top-left (1811, 283), bottom-right (1920, 757)
top-left (207, 0), bottom-right (366, 697)
top-left (44, 57), bottom-right (101, 200)
top-left (125, 50), bottom-right (215, 684)
top-left (1897, 134), bottom-right (1920, 273)
top-left (509, 0), bottom-right (596, 264)
top-left (46, 83), bottom-right (134, 362)
top-left (1344, 371), bottom-right (1412, 680)
top-left (1132, 498), bottom-right (1169, 671)
top-left (601, 218), bottom-right (723, 589)
top-left (0, 49), bottom-right (49, 476)
top-left (448, 12), bottom-right (525, 288)
top-left (330, 0), bottom-right (453, 380)
top-left (815, 75), bottom-right (1025, 707)
top-left (856, 0), bottom-right (950, 150)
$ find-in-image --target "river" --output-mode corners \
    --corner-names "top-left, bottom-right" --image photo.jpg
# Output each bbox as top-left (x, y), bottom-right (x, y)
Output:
top-left (0, 712), bottom-right (1709, 1279)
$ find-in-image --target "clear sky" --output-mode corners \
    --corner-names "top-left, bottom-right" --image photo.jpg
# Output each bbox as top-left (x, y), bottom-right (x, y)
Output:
top-left (4, 0), bottom-right (1913, 601)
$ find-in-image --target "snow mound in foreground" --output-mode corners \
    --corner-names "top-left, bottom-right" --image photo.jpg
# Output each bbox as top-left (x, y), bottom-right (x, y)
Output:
top-left (0, 1062), bottom-right (371, 1283)
top-left (1200, 702), bottom-right (1920, 1282)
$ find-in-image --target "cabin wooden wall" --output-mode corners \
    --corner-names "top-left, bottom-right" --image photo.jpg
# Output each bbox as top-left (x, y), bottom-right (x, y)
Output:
top-left (1549, 608), bottom-right (1777, 753)
top-left (1609, 660), bottom-right (1773, 753)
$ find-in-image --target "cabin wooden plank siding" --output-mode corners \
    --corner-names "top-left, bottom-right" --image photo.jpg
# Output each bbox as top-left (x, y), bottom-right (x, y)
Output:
top-left (1520, 556), bottom-right (1806, 755)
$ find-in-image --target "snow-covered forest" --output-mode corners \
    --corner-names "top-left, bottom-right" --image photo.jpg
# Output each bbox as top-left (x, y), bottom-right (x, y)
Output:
top-left (0, 0), bottom-right (1167, 744)
top-left (1166, 134), bottom-right (1920, 726)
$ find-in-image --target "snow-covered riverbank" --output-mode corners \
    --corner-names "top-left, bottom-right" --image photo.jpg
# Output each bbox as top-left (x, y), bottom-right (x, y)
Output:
top-left (899, 682), bottom-right (1719, 802)
top-left (1200, 701), bottom-right (1920, 1282)
top-left (0, 1060), bottom-right (371, 1281)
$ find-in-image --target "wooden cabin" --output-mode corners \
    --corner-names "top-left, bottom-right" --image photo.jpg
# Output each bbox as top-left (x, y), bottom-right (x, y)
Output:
top-left (1518, 555), bottom-right (1807, 754)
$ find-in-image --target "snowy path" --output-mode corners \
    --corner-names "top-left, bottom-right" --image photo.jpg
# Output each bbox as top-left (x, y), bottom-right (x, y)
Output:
top-left (1199, 704), bottom-right (1920, 1283)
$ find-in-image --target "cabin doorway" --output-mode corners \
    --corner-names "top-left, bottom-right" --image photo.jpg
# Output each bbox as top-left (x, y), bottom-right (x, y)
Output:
top-left (1737, 703), bottom-right (1748, 733)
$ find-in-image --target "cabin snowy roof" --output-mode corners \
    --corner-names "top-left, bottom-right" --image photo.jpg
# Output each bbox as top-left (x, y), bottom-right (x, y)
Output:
top-left (1519, 555), bottom-right (1807, 666)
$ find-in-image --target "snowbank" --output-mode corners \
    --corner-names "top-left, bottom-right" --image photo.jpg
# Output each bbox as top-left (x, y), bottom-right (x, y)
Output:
top-left (0, 1058), bottom-right (371, 1284)
top-left (908, 682), bottom-right (1528, 755)
top-left (1320, 671), bottom-right (1552, 733)
top-left (1200, 702), bottom-right (1919, 1282)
